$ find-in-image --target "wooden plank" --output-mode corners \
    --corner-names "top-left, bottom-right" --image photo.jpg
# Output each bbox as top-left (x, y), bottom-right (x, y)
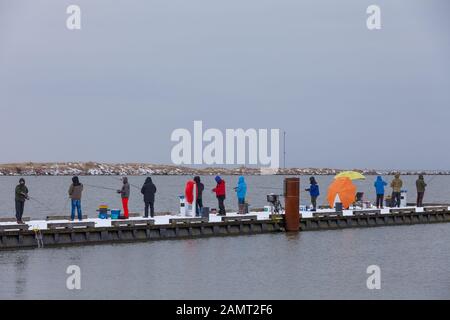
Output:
top-left (353, 210), bottom-right (381, 216)
top-left (269, 214), bottom-right (284, 220)
top-left (47, 222), bottom-right (95, 230)
top-left (0, 224), bottom-right (29, 232)
top-left (127, 213), bottom-right (141, 218)
top-left (408, 203), bottom-right (450, 207)
top-left (169, 218), bottom-right (208, 224)
top-left (248, 207), bottom-right (265, 212)
top-left (423, 206), bottom-right (448, 212)
top-left (111, 220), bottom-right (155, 227)
top-left (390, 208), bottom-right (416, 214)
top-left (312, 211), bottom-right (343, 217)
top-left (221, 215), bottom-right (258, 222)
top-left (128, 212), bottom-right (172, 217)
top-left (0, 217), bottom-right (31, 223)
top-left (46, 215), bottom-right (88, 221)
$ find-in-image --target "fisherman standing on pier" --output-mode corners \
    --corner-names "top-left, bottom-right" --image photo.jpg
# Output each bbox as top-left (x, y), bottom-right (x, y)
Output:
top-left (416, 175), bottom-right (427, 207)
top-left (390, 174), bottom-right (403, 207)
top-left (212, 176), bottom-right (226, 216)
top-left (68, 176), bottom-right (84, 221)
top-left (374, 176), bottom-right (387, 209)
top-left (234, 176), bottom-right (247, 213)
top-left (15, 178), bottom-right (29, 224)
top-left (117, 177), bottom-right (130, 219)
top-left (141, 177), bottom-right (157, 218)
top-left (193, 176), bottom-right (204, 217)
top-left (305, 177), bottom-right (320, 211)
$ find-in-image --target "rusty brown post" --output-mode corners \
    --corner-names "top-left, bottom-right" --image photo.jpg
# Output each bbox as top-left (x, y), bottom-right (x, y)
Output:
top-left (284, 177), bottom-right (300, 231)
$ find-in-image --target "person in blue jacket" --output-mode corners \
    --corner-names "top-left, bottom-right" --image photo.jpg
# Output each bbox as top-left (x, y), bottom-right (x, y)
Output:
top-left (374, 176), bottom-right (388, 209)
top-left (235, 176), bottom-right (247, 205)
top-left (305, 176), bottom-right (320, 211)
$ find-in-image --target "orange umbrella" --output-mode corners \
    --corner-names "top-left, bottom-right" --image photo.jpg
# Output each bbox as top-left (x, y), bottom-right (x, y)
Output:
top-left (327, 177), bottom-right (357, 209)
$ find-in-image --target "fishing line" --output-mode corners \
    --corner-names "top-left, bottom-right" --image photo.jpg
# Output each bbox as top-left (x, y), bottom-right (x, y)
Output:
top-left (84, 184), bottom-right (117, 191)
top-left (28, 196), bottom-right (55, 212)
top-left (110, 175), bottom-right (287, 192)
top-left (61, 197), bottom-right (70, 213)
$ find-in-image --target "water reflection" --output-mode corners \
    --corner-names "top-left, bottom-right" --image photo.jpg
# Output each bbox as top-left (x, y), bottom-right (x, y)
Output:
top-left (285, 231), bottom-right (301, 241)
top-left (14, 253), bottom-right (29, 296)
top-left (0, 224), bottom-right (449, 299)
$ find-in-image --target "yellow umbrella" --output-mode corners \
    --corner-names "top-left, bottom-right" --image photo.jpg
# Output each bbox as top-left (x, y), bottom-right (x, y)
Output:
top-left (334, 171), bottom-right (365, 180)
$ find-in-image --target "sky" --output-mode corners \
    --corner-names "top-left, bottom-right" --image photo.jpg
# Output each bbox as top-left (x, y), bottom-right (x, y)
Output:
top-left (0, 0), bottom-right (449, 170)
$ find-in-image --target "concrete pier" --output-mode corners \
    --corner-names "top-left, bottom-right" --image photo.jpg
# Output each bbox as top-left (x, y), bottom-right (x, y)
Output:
top-left (0, 206), bottom-right (449, 250)
top-left (0, 215), bottom-right (285, 249)
top-left (300, 207), bottom-right (450, 231)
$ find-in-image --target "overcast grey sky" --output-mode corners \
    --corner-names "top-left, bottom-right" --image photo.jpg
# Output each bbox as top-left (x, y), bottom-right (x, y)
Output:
top-left (0, 0), bottom-right (449, 170)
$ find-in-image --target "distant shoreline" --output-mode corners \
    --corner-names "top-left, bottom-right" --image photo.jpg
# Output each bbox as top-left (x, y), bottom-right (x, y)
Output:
top-left (0, 162), bottom-right (448, 176)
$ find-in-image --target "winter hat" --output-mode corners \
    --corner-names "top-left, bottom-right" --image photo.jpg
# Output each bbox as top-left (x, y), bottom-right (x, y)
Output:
top-left (72, 176), bottom-right (80, 185)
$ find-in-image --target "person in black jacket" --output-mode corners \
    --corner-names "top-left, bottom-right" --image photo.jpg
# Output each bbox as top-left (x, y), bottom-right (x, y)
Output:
top-left (194, 176), bottom-right (204, 217)
top-left (141, 177), bottom-right (157, 218)
top-left (15, 178), bottom-right (29, 224)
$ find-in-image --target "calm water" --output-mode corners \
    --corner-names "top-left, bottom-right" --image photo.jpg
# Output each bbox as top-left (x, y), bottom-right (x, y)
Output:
top-left (0, 175), bottom-right (449, 299)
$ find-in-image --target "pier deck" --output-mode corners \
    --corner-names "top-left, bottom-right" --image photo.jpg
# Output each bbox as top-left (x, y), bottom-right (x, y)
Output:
top-left (0, 206), bottom-right (449, 250)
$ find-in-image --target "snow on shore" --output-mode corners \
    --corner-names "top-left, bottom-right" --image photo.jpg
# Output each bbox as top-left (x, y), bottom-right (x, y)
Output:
top-left (0, 162), bottom-right (448, 176)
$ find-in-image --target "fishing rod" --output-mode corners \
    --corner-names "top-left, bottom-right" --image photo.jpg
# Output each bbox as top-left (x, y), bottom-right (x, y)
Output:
top-left (109, 176), bottom-right (141, 190)
top-left (425, 175), bottom-right (439, 185)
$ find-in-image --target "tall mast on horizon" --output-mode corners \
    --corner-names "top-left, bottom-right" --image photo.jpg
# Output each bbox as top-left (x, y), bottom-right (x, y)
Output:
top-left (283, 131), bottom-right (286, 169)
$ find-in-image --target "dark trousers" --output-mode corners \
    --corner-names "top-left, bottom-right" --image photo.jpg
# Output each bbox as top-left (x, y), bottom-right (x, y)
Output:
top-left (238, 198), bottom-right (246, 214)
top-left (417, 192), bottom-right (425, 207)
top-left (15, 200), bottom-right (25, 221)
top-left (391, 192), bottom-right (401, 207)
top-left (217, 195), bottom-right (226, 215)
top-left (195, 198), bottom-right (203, 217)
top-left (376, 194), bottom-right (384, 208)
top-left (310, 196), bottom-right (317, 210)
top-left (144, 201), bottom-right (155, 217)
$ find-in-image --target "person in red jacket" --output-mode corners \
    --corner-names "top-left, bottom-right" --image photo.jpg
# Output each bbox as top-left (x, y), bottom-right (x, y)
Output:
top-left (212, 175), bottom-right (226, 216)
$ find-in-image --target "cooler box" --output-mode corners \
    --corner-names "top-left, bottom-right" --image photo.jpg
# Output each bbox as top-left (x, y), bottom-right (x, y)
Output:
top-left (264, 205), bottom-right (272, 214)
top-left (110, 209), bottom-right (121, 220)
top-left (97, 204), bottom-right (110, 219)
top-left (98, 212), bottom-right (108, 219)
top-left (238, 203), bottom-right (249, 214)
top-left (201, 207), bottom-right (210, 218)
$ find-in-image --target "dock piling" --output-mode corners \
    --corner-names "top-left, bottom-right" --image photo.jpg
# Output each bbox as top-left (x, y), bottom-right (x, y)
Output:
top-left (284, 177), bottom-right (300, 231)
